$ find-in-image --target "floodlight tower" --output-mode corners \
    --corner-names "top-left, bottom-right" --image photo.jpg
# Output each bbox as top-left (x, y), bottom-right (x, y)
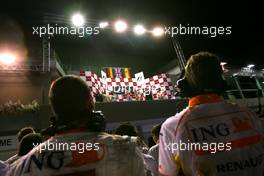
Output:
top-left (171, 37), bottom-right (186, 71)
top-left (151, 26), bottom-right (186, 71)
top-left (42, 35), bottom-right (51, 72)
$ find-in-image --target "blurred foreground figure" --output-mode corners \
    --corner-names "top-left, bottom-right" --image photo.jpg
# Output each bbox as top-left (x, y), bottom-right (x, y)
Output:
top-left (159, 52), bottom-right (264, 176)
top-left (115, 122), bottom-right (158, 176)
top-left (5, 127), bottom-right (36, 164)
top-left (17, 133), bottom-right (43, 156)
top-left (0, 160), bottom-right (8, 176)
top-left (148, 124), bottom-right (161, 163)
top-left (9, 75), bottom-right (145, 176)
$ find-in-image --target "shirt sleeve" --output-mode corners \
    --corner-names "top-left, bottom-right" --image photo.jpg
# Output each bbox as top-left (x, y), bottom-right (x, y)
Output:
top-left (133, 147), bottom-right (147, 176)
top-left (159, 116), bottom-right (181, 176)
top-left (148, 145), bottom-right (158, 162)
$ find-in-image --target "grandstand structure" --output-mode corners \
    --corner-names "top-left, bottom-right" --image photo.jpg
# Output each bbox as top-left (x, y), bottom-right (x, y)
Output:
top-left (0, 35), bottom-right (65, 105)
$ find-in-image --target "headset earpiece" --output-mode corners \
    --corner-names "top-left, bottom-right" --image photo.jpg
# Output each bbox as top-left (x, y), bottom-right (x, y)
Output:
top-left (86, 111), bottom-right (106, 132)
top-left (176, 77), bottom-right (194, 97)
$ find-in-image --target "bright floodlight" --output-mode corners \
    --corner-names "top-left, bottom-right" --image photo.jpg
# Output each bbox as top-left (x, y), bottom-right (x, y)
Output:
top-left (71, 13), bottom-right (85, 27)
top-left (247, 64), bottom-right (255, 68)
top-left (99, 21), bottom-right (109, 28)
top-left (134, 25), bottom-right (146, 35)
top-left (152, 27), bottom-right (164, 37)
top-left (0, 53), bottom-right (16, 65)
top-left (114, 20), bottom-right (127, 33)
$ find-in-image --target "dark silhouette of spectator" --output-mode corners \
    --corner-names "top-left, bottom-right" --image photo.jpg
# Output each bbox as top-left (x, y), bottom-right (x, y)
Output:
top-left (115, 122), bottom-right (138, 136)
top-left (115, 122), bottom-right (149, 152)
top-left (148, 124), bottom-right (161, 163)
top-left (151, 124), bottom-right (161, 144)
top-left (6, 127), bottom-right (35, 164)
top-left (115, 122), bottom-right (158, 176)
top-left (147, 136), bottom-right (155, 148)
top-left (145, 93), bottom-right (153, 101)
top-left (18, 133), bottom-right (43, 156)
top-left (95, 93), bottom-right (104, 102)
top-left (17, 127), bottom-right (35, 142)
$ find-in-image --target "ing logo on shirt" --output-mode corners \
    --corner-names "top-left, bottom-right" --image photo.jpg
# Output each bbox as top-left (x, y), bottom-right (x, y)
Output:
top-left (184, 111), bottom-right (261, 152)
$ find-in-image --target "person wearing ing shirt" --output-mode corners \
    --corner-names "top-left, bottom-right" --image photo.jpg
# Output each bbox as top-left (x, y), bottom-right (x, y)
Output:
top-left (159, 52), bottom-right (264, 176)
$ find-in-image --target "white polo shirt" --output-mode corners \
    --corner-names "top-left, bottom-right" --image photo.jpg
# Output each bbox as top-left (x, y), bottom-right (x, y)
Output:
top-left (8, 132), bottom-right (146, 176)
top-left (159, 94), bottom-right (264, 176)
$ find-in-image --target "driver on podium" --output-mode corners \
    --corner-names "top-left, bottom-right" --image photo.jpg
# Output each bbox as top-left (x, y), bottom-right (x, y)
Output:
top-left (159, 52), bottom-right (264, 176)
top-left (8, 75), bottom-right (146, 176)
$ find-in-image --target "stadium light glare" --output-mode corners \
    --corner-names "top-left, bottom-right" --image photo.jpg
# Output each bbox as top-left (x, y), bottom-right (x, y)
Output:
top-left (71, 13), bottom-right (85, 27)
top-left (99, 21), bottom-right (109, 28)
top-left (0, 53), bottom-right (16, 65)
top-left (114, 20), bottom-right (127, 33)
top-left (220, 62), bottom-right (227, 66)
top-left (152, 27), bottom-right (164, 37)
top-left (242, 67), bottom-right (248, 70)
top-left (134, 25), bottom-right (146, 35)
top-left (247, 64), bottom-right (255, 68)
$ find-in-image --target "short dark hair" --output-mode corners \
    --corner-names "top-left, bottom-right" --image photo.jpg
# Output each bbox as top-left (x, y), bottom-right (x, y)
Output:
top-left (185, 52), bottom-right (226, 94)
top-left (18, 133), bottom-right (42, 156)
top-left (17, 127), bottom-right (35, 142)
top-left (49, 75), bottom-right (94, 117)
top-left (151, 124), bottom-right (162, 139)
top-left (115, 122), bottom-right (138, 136)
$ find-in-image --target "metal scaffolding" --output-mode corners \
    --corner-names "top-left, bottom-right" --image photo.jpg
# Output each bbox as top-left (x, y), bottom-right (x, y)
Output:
top-left (171, 37), bottom-right (186, 71)
top-left (42, 35), bottom-right (51, 72)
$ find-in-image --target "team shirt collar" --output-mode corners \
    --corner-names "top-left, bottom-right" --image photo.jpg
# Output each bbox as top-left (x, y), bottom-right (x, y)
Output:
top-left (189, 94), bottom-right (223, 107)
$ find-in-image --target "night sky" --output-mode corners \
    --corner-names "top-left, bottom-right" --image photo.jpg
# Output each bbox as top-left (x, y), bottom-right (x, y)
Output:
top-left (1, 0), bottom-right (263, 75)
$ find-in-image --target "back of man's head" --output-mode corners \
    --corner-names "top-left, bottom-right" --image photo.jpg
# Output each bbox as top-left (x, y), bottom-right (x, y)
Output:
top-left (178, 52), bottom-right (227, 97)
top-left (151, 124), bottom-right (162, 143)
top-left (49, 75), bottom-right (94, 121)
top-left (115, 122), bottom-right (138, 136)
top-left (18, 133), bottom-right (42, 156)
top-left (151, 124), bottom-right (161, 138)
top-left (17, 127), bottom-right (35, 142)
